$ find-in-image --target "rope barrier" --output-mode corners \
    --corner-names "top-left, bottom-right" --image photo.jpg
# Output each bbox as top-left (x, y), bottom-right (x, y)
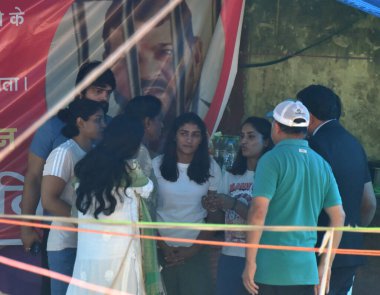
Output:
top-left (1, 214), bottom-right (379, 295)
top-left (1, 214), bottom-right (380, 233)
top-left (0, 255), bottom-right (132, 295)
top-left (1, 216), bottom-right (379, 256)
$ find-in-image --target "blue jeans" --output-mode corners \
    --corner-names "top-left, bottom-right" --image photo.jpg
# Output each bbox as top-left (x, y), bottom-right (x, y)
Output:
top-left (47, 248), bottom-right (77, 295)
top-left (0, 246), bottom-right (41, 295)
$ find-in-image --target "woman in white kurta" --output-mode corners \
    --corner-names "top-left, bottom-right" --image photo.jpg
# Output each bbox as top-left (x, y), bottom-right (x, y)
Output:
top-left (67, 163), bottom-right (153, 294)
top-left (67, 115), bottom-right (164, 295)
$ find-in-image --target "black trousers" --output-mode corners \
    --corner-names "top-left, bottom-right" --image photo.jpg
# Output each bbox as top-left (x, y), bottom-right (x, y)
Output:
top-left (328, 266), bottom-right (357, 295)
top-left (257, 283), bottom-right (314, 295)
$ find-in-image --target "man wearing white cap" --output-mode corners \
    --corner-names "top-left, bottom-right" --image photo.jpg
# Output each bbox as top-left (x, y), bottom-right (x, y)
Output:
top-left (242, 100), bottom-right (345, 295)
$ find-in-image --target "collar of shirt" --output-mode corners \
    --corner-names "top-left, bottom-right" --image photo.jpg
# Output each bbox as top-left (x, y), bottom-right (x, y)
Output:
top-left (313, 119), bottom-right (336, 136)
top-left (276, 138), bottom-right (309, 148)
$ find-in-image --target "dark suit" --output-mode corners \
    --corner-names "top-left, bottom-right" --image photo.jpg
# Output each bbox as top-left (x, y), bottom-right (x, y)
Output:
top-left (309, 120), bottom-right (371, 294)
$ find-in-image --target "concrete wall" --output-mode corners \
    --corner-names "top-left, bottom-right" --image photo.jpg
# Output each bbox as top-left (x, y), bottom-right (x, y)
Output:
top-left (221, 0), bottom-right (380, 161)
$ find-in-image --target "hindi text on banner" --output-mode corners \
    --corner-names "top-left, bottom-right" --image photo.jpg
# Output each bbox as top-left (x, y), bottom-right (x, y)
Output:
top-left (0, 128), bottom-right (17, 148)
top-left (0, 10), bottom-right (4, 27)
top-left (9, 6), bottom-right (24, 26)
top-left (0, 77), bottom-right (19, 92)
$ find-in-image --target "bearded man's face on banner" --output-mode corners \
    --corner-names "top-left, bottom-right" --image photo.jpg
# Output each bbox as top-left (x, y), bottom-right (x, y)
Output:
top-left (103, 0), bottom-right (202, 122)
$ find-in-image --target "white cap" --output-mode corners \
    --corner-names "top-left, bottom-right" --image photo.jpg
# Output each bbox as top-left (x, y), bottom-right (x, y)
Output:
top-left (272, 100), bottom-right (310, 127)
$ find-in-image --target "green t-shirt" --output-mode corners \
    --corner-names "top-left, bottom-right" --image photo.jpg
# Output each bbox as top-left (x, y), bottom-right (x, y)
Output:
top-left (252, 139), bottom-right (341, 285)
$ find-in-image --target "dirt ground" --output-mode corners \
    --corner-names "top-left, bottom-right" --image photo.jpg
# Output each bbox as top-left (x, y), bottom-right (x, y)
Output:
top-left (352, 199), bottom-right (380, 295)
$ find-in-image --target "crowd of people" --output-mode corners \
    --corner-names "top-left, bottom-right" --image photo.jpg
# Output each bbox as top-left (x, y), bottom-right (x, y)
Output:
top-left (17, 61), bottom-right (376, 295)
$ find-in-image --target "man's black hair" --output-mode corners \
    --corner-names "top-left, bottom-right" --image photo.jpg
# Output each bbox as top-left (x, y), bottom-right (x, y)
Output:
top-left (276, 119), bottom-right (308, 135)
top-left (297, 85), bottom-right (342, 121)
top-left (75, 60), bottom-right (116, 91)
top-left (123, 95), bottom-right (162, 121)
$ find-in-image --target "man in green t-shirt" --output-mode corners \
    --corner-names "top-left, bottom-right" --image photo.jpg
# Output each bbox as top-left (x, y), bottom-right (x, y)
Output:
top-left (242, 100), bottom-right (345, 295)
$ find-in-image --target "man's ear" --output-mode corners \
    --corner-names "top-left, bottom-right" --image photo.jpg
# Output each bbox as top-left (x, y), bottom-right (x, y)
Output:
top-left (308, 114), bottom-right (319, 134)
top-left (76, 117), bottom-right (85, 130)
top-left (191, 37), bottom-right (203, 76)
top-left (263, 138), bottom-right (270, 148)
top-left (143, 117), bottom-right (151, 131)
top-left (191, 37), bottom-right (202, 65)
top-left (185, 37), bottom-right (203, 108)
top-left (273, 121), bottom-right (281, 135)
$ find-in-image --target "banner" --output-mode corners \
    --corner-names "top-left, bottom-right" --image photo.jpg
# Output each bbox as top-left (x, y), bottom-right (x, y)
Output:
top-left (0, 0), bottom-right (245, 245)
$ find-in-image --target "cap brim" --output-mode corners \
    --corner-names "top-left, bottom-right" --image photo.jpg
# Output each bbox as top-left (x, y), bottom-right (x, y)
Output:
top-left (265, 111), bottom-right (274, 118)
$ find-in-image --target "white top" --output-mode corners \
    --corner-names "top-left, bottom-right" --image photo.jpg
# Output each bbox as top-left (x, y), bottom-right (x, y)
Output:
top-left (67, 179), bottom-right (153, 295)
top-left (153, 155), bottom-right (222, 247)
top-left (220, 170), bottom-right (254, 257)
top-left (43, 139), bottom-right (86, 251)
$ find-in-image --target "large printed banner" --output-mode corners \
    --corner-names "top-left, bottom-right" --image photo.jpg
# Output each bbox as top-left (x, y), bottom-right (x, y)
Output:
top-left (0, 0), bottom-right (244, 245)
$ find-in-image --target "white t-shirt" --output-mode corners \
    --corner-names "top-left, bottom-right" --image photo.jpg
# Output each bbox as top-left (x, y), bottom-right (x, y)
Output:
top-left (220, 170), bottom-right (254, 257)
top-left (43, 139), bottom-right (86, 251)
top-left (153, 155), bottom-right (222, 247)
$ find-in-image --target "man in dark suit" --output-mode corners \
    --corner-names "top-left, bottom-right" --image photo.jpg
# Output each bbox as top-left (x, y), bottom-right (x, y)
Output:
top-left (297, 85), bottom-right (376, 295)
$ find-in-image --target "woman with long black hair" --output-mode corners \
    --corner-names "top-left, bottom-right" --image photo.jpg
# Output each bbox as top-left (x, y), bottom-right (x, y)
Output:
top-left (67, 114), bottom-right (164, 295)
top-left (210, 116), bottom-right (272, 295)
top-left (152, 112), bottom-right (222, 295)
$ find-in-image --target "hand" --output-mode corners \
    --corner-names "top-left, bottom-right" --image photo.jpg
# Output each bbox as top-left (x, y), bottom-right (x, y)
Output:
top-left (20, 226), bottom-right (41, 252)
top-left (174, 245), bottom-right (200, 261)
top-left (202, 195), bottom-right (217, 212)
top-left (164, 245), bottom-right (201, 267)
top-left (315, 263), bottom-right (331, 295)
top-left (216, 194), bottom-right (235, 211)
top-left (212, 193), bottom-right (239, 211)
top-left (242, 262), bottom-right (259, 295)
top-left (159, 243), bottom-right (185, 267)
top-left (202, 193), bottom-right (234, 212)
